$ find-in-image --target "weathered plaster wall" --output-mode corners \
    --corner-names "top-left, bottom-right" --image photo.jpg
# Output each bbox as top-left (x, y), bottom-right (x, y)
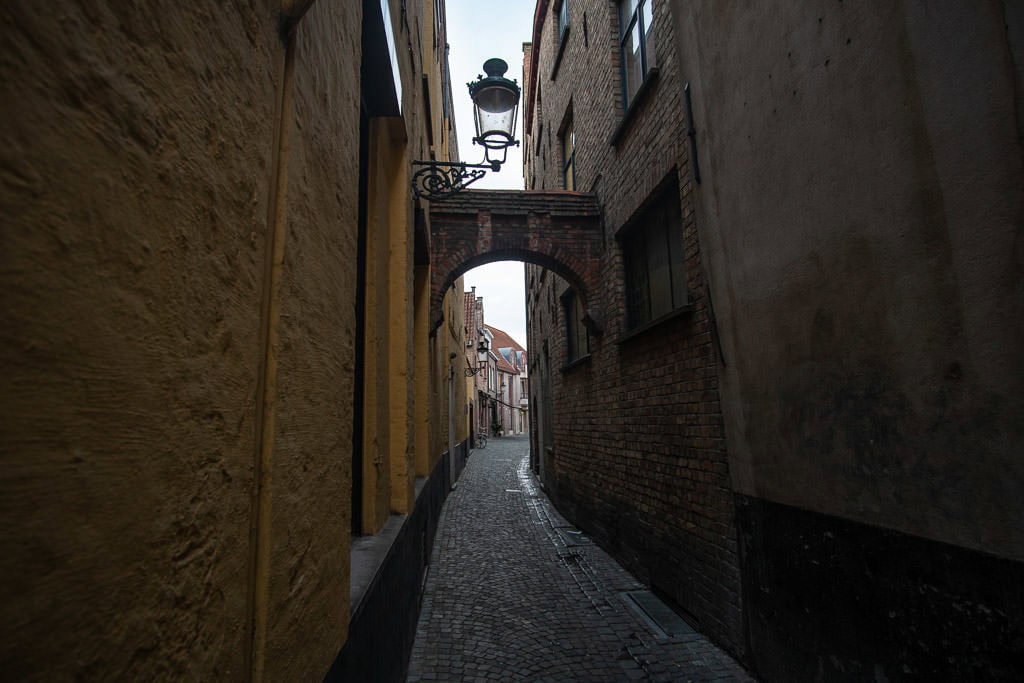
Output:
top-left (676, 0), bottom-right (1024, 560)
top-left (1, 0), bottom-right (374, 679)
top-left (387, 150), bottom-right (416, 516)
top-left (262, 1), bottom-right (360, 678)
top-left (0, 1), bottom-right (278, 678)
top-left (359, 117), bottom-right (398, 532)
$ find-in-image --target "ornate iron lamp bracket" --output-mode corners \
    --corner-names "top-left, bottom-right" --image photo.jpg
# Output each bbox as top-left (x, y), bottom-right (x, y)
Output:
top-left (411, 58), bottom-right (520, 201)
top-left (411, 160), bottom-right (499, 201)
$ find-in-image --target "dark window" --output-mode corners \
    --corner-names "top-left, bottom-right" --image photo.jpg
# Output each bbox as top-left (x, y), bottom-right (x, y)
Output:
top-left (564, 290), bottom-right (590, 362)
top-left (618, 0), bottom-right (655, 110)
top-left (442, 44), bottom-right (451, 122)
top-left (432, 0), bottom-right (440, 52)
top-left (621, 177), bottom-right (687, 329)
top-left (561, 120), bottom-right (576, 190)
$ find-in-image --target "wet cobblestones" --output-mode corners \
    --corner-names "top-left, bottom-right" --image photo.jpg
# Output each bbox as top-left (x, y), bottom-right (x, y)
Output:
top-left (407, 436), bottom-right (753, 682)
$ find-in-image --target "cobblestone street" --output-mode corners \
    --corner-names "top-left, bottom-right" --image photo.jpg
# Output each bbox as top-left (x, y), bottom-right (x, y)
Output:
top-left (407, 436), bottom-right (752, 682)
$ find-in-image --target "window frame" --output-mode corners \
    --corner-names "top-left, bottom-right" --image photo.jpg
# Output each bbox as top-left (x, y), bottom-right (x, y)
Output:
top-left (560, 120), bottom-right (576, 191)
top-left (618, 173), bottom-right (691, 334)
top-left (556, 0), bottom-right (570, 41)
top-left (618, 0), bottom-right (655, 111)
top-left (562, 288), bottom-right (590, 365)
top-left (551, 0), bottom-right (572, 80)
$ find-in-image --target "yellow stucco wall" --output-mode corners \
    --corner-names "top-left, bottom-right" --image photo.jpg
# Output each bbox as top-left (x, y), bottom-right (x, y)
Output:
top-left (260, 3), bottom-right (362, 678)
top-left (1, 2), bottom-right (280, 678)
top-left (0, 0), bottom-right (462, 679)
top-left (359, 0), bottom-right (464, 529)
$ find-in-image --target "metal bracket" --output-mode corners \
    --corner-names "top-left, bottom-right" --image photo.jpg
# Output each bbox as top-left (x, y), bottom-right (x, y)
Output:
top-left (411, 160), bottom-right (499, 201)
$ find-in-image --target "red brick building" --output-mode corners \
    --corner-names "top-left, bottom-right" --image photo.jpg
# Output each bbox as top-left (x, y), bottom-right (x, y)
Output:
top-left (523, 0), bottom-right (1023, 679)
top-left (523, 0), bottom-right (742, 655)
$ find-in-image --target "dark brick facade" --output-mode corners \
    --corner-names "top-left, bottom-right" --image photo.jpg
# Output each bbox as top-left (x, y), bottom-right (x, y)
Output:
top-left (523, 0), bottom-right (743, 656)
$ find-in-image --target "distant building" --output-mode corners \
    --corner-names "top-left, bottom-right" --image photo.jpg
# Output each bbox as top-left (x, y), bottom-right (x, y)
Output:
top-left (464, 288), bottom-right (496, 441)
top-left (486, 324), bottom-right (529, 436)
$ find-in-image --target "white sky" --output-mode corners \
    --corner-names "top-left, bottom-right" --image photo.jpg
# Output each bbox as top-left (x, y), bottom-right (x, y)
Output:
top-left (446, 0), bottom-right (536, 348)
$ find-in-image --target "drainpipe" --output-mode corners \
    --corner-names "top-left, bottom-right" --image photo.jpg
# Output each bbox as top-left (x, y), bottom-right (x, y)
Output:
top-left (448, 353), bottom-right (456, 489)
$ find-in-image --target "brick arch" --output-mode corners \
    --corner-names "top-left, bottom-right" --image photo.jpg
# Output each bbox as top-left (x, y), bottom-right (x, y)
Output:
top-left (428, 190), bottom-right (604, 335)
top-left (438, 248), bottom-right (590, 324)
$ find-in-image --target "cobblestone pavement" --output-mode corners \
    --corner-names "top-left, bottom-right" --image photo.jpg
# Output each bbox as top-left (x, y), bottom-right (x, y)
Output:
top-left (407, 435), bottom-right (753, 682)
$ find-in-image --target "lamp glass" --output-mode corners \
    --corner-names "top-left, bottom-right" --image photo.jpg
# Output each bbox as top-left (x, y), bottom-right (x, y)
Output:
top-left (472, 83), bottom-right (518, 147)
top-left (468, 58), bottom-right (520, 151)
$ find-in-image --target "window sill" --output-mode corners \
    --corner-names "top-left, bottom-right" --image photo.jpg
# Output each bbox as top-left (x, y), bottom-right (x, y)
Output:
top-left (349, 513), bottom-right (406, 617)
top-left (561, 354), bottom-right (592, 373)
top-left (616, 303), bottom-right (694, 345)
top-left (609, 67), bottom-right (660, 147)
top-left (550, 26), bottom-right (571, 81)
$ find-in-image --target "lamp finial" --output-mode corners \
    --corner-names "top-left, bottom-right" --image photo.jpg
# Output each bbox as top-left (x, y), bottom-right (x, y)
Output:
top-left (482, 58), bottom-right (508, 78)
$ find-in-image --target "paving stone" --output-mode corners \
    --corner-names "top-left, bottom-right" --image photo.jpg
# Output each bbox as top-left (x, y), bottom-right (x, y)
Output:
top-left (407, 436), bottom-right (753, 682)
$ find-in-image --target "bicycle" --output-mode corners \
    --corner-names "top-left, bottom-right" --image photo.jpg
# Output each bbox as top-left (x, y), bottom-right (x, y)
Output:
top-left (475, 432), bottom-right (488, 449)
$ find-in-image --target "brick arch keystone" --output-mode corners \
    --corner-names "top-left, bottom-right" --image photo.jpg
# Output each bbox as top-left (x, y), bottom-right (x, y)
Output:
top-left (428, 190), bottom-right (604, 336)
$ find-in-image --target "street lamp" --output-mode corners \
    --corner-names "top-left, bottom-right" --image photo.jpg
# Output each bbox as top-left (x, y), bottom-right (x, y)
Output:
top-left (468, 58), bottom-right (521, 168)
top-left (465, 337), bottom-right (491, 376)
top-left (412, 58), bottom-right (521, 201)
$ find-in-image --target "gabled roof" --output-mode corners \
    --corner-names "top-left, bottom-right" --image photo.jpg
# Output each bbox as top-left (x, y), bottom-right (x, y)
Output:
top-left (485, 324), bottom-right (526, 354)
top-left (492, 350), bottom-right (519, 375)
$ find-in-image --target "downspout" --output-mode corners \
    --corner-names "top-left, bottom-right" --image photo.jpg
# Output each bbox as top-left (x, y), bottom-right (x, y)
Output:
top-left (448, 354), bottom-right (456, 489)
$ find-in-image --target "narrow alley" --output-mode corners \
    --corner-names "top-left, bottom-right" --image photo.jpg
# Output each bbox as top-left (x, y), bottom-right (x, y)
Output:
top-left (407, 436), bottom-right (750, 682)
top-left (4, 1), bottom-right (1022, 680)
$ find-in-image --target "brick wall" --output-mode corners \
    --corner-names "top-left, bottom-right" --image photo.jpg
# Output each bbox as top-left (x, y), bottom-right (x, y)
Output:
top-left (428, 189), bottom-right (603, 333)
top-left (523, 0), bottom-right (743, 655)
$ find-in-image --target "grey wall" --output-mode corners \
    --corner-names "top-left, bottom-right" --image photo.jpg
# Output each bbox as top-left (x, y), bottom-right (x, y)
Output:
top-left (674, 0), bottom-right (1024, 560)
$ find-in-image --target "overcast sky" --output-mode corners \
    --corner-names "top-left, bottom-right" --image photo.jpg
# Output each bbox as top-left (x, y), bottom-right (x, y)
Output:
top-left (446, 0), bottom-right (536, 348)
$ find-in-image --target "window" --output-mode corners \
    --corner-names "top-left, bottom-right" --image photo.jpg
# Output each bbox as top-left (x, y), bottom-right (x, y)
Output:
top-left (561, 121), bottom-right (576, 190)
top-left (564, 290), bottom-right (590, 362)
top-left (618, 0), bottom-right (655, 110)
top-left (557, 0), bottom-right (569, 41)
top-left (442, 45), bottom-right (451, 123)
top-left (381, 0), bottom-right (403, 113)
top-left (621, 177), bottom-right (687, 329)
top-left (433, 0), bottom-right (441, 52)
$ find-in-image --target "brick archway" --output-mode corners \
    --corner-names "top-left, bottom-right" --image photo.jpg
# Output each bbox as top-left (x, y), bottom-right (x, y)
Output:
top-left (428, 190), bottom-right (604, 335)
